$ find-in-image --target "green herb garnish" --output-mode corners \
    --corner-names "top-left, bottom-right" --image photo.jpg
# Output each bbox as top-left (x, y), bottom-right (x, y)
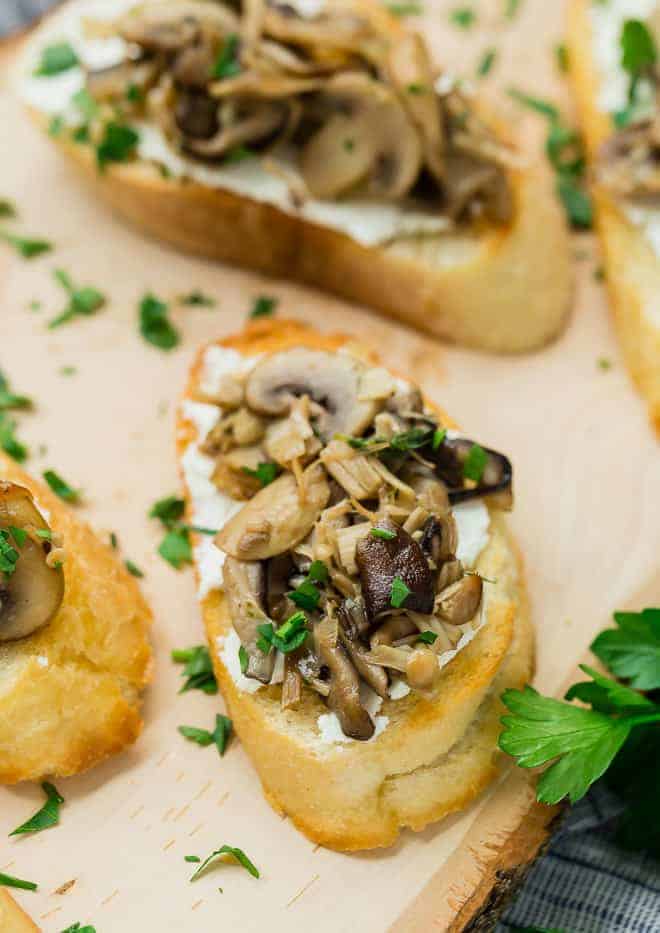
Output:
top-left (477, 48), bottom-right (497, 78)
top-left (288, 579), bottom-right (321, 611)
top-left (0, 530), bottom-right (19, 577)
top-left (34, 42), bottom-right (79, 77)
top-left (307, 560), bottom-right (329, 583)
top-left (238, 645), bottom-right (249, 674)
top-left (504, 0), bottom-right (521, 19)
top-left (418, 631), bottom-right (438, 645)
top-left (184, 856), bottom-right (201, 863)
top-left (172, 645), bottom-right (218, 695)
top-left (555, 42), bottom-right (569, 72)
top-left (48, 268), bottom-right (106, 328)
top-left (463, 443), bottom-right (488, 482)
top-left (49, 114), bottom-right (65, 137)
top-left (242, 461), bottom-right (280, 487)
top-left (9, 526), bottom-right (27, 548)
top-left (371, 527), bottom-right (397, 541)
top-left (158, 528), bottom-right (192, 568)
top-left (96, 122), bottom-right (139, 171)
top-left (178, 713), bottom-right (233, 756)
top-left (508, 88), bottom-right (558, 119)
top-left (10, 782), bottom-right (64, 836)
top-left (60, 924), bottom-right (96, 933)
top-left (432, 427), bottom-right (447, 450)
top-left (180, 290), bottom-right (216, 307)
top-left (0, 370), bottom-right (31, 411)
top-left (591, 608), bottom-right (660, 691)
top-left (43, 469), bottom-right (79, 503)
top-left (149, 495), bottom-right (185, 524)
top-left (0, 872), bottom-right (38, 892)
top-left (190, 844), bottom-right (259, 881)
top-left (0, 199), bottom-right (16, 218)
top-left (124, 559), bottom-right (144, 578)
top-left (385, 1), bottom-right (423, 14)
top-left (139, 293), bottom-right (180, 350)
top-left (212, 34), bottom-right (241, 79)
top-left (390, 576), bottom-right (412, 609)
top-left (249, 295), bottom-right (278, 319)
top-left (0, 414), bottom-right (28, 462)
top-left (0, 231), bottom-right (52, 259)
top-left (597, 356), bottom-right (613, 371)
top-left (257, 611), bottom-right (309, 654)
top-left (450, 7), bottom-right (475, 28)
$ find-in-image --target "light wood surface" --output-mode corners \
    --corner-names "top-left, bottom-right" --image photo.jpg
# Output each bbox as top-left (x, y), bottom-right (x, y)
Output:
top-left (1, 2), bottom-right (659, 931)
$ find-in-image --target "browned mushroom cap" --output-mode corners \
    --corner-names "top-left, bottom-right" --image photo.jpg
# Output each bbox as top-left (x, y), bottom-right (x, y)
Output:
top-left (262, 5), bottom-right (375, 55)
top-left (184, 99), bottom-right (289, 156)
top-left (118, 2), bottom-right (238, 51)
top-left (443, 152), bottom-right (513, 224)
top-left (172, 40), bottom-right (218, 87)
top-left (431, 437), bottom-right (513, 509)
top-left (419, 513), bottom-right (457, 565)
top-left (245, 348), bottom-right (379, 440)
top-left (314, 617), bottom-right (374, 740)
top-left (216, 462), bottom-right (330, 560)
top-left (223, 556), bottom-right (275, 682)
top-left (0, 482), bottom-right (64, 643)
top-left (175, 89), bottom-right (220, 139)
top-left (356, 517), bottom-right (434, 623)
top-left (436, 573), bottom-right (483, 626)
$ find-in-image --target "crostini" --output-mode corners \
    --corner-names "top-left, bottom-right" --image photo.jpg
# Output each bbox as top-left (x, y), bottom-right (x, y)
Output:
top-left (568, 0), bottom-right (660, 433)
top-left (19, 0), bottom-right (571, 353)
top-left (0, 455), bottom-right (152, 783)
top-left (177, 319), bottom-right (533, 851)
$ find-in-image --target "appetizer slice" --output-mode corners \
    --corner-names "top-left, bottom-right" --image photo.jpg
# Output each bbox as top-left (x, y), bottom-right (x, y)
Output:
top-left (0, 456), bottom-right (152, 783)
top-left (20, 0), bottom-right (571, 352)
top-left (178, 320), bottom-right (533, 851)
top-left (568, 1), bottom-right (660, 432)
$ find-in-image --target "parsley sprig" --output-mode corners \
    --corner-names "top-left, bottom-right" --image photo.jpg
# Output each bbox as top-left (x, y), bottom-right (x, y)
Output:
top-left (0, 230), bottom-right (52, 259)
top-left (190, 844), bottom-right (259, 881)
top-left (139, 293), bottom-right (180, 350)
top-left (0, 871), bottom-right (38, 892)
top-left (172, 645), bottom-right (218, 695)
top-left (48, 268), bottom-right (106, 329)
top-left (43, 469), bottom-right (80, 503)
top-left (34, 42), bottom-right (79, 76)
top-left (10, 782), bottom-right (64, 836)
top-left (615, 19), bottom-right (657, 126)
top-left (257, 610), bottom-right (309, 654)
top-left (149, 494), bottom-right (213, 568)
top-left (0, 369), bottom-right (31, 411)
top-left (178, 714), bottom-right (233, 756)
top-left (500, 607), bottom-right (660, 841)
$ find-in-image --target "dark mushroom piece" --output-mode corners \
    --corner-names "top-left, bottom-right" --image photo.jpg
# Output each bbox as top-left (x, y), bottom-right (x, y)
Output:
top-left (431, 437), bottom-right (513, 509)
top-left (0, 482), bottom-right (64, 643)
top-left (184, 99), bottom-right (289, 158)
top-left (175, 89), bottom-right (220, 139)
top-left (337, 595), bottom-right (370, 641)
top-left (419, 513), bottom-right (457, 565)
top-left (337, 604), bottom-right (389, 698)
top-left (314, 618), bottom-right (374, 740)
top-left (265, 552), bottom-right (297, 621)
top-left (223, 556), bottom-right (275, 683)
top-left (356, 517), bottom-right (434, 624)
top-left (245, 348), bottom-right (379, 440)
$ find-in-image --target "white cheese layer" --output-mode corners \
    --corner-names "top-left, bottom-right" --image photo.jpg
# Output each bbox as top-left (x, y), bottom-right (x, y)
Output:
top-left (19, 0), bottom-right (451, 248)
top-left (590, 0), bottom-right (660, 264)
top-left (180, 345), bottom-right (493, 745)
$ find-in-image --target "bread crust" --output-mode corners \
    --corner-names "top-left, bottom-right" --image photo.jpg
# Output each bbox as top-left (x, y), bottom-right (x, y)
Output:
top-left (0, 455), bottom-right (153, 784)
top-left (177, 319), bottom-right (534, 851)
top-left (24, 0), bottom-right (572, 354)
top-left (0, 891), bottom-right (39, 933)
top-left (567, 0), bottom-right (660, 434)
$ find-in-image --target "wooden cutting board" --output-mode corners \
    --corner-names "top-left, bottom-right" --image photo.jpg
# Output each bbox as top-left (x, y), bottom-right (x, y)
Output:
top-left (1, 2), bottom-right (659, 930)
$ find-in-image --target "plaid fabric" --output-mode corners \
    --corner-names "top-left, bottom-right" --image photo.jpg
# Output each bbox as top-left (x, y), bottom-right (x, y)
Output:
top-left (497, 784), bottom-right (660, 933)
top-left (3, 4), bottom-right (660, 932)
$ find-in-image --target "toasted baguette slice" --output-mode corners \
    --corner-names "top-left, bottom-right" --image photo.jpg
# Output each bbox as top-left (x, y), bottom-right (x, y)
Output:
top-left (567, 0), bottom-right (660, 434)
top-left (22, 0), bottom-right (571, 354)
top-left (177, 319), bottom-right (534, 851)
top-left (0, 455), bottom-right (153, 784)
top-left (0, 892), bottom-right (38, 933)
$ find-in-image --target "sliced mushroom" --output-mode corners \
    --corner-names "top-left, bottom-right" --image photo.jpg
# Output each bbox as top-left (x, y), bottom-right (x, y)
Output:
top-left (337, 595), bottom-right (370, 641)
top-left (223, 556), bottom-right (275, 682)
top-left (245, 349), bottom-right (379, 439)
top-left (211, 445), bottom-right (265, 500)
top-left (216, 461), bottom-right (330, 560)
top-left (436, 574), bottom-right (483, 626)
top-left (320, 439), bottom-right (383, 499)
top-left (0, 482), bottom-right (64, 643)
top-left (281, 655), bottom-right (303, 709)
top-left (185, 99), bottom-right (288, 157)
top-left (370, 614), bottom-right (417, 648)
top-left (431, 437), bottom-right (513, 509)
top-left (265, 553), bottom-right (297, 621)
top-left (598, 116), bottom-right (660, 203)
top-left (175, 89), bottom-right (220, 139)
top-left (356, 517), bottom-right (434, 623)
top-left (118, 2), bottom-right (239, 51)
top-left (419, 513), bottom-right (457, 565)
top-left (86, 59), bottom-right (158, 102)
top-left (172, 40), bottom-right (217, 87)
top-left (314, 617), bottom-right (374, 740)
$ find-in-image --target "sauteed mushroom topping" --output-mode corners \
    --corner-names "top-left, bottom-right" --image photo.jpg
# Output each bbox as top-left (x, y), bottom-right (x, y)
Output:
top-left (84, 0), bottom-right (515, 222)
top-left (200, 347), bottom-right (513, 738)
top-left (0, 482), bottom-right (64, 643)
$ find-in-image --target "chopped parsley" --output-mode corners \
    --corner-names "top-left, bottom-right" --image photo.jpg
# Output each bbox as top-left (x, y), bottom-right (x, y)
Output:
top-left (508, 89), bottom-right (558, 120)
top-left (0, 369), bottom-right (31, 411)
top-left (390, 576), bottom-right (412, 609)
top-left (249, 295), bottom-right (278, 319)
top-left (150, 495), bottom-right (185, 524)
top-left (257, 611), bottom-right (309, 654)
top-left (0, 529), bottom-right (19, 577)
top-left (615, 19), bottom-right (658, 127)
top-left (450, 7), bottom-right (476, 28)
top-left (158, 528), bottom-right (192, 568)
top-left (212, 34), bottom-right (241, 80)
top-left (190, 844), bottom-right (259, 881)
top-left (34, 42), bottom-right (79, 77)
top-left (477, 48), bottom-right (497, 78)
top-left (72, 87), bottom-right (98, 122)
top-left (385, 1), bottom-right (423, 14)
top-left (178, 714), bottom-right (233, 756)
top-left (555, 42), bottom-right (569, 73)
top-left (406, 83), bottom-right (427, 95)
top-left (60, 925), bottom-right (96, 933)
top-left (124, 559), bottom-right (144, 578)
top-left (96, 122), bottom-right (139, 171)
top-left (343, 138), bottom-right (356, 152)
top-left (308, 560), bottom-right (329, 583)
top-left (0, 414), bottom-right (28, 462)
top-left (60, 366), bottom-right (77, 376)
top-left (597, 356), bottom-right (613, 371)
top-left (184, 856), bottom-right (201, 863)
top-left (109, 531), bottom-right (118, 549)
top-left (48, 268), bottom-right (106, 329)
top-left (0, 199), bottom-right (16, 218)
top-left (242, 461), bottom-right (280, 487)
top-left (463, 443), bottom-right (488, 482)
top-left (371, 527), bottom-right (397, 541)
top-left (288, 562), bottom-right (328, 609)
top-left (43, 469), bottom-right (79, 503)
top-left (172, 645), bottom-right (218, 695)
top-left (139, 293), bottom-right (180, 350)
top-left (0, 231), bottom-right (52, 259)
top-left (126, 83), bottom-right (143, 103)
top-left (0, 871), bottom-right (38, 892)
top-left (238, 644), bottom-right (249, 674)
top-left (432, 427), bottom-right (447, 450)
top-left (180, 290), bottom-right (216, 307)
top-left (504, 0), bottom-right (521, 19)
top-left (418, 630), bottom-right (438, 645)
top-left (10, 782), bottom-right (64, 836)
top-left (9, 526), bottom-right (27, 548)
top-left (49, 114), bottom-right (64, 137)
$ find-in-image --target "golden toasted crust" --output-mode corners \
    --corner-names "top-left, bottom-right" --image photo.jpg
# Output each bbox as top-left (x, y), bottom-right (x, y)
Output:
top-left (0, 455), bottom-right (153, 784)
top-left (26, 0), bottom-right (572, 354)
top-left (567, 0), bottom-right (660, 434)
top-left (0, 891), bottom-right (39, 933)
top-left (177, 319), bottom-right (534, 851)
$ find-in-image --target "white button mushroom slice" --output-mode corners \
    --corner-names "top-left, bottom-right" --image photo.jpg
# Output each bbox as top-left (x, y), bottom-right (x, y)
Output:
top-left (320, 439), bottom-right (383, 499)
top-left (215, 462), bottom-right (330, 560)
top-left (244, 348), bottom-right (379, 439)
top-left (0, 482), bottom-right (64, 643)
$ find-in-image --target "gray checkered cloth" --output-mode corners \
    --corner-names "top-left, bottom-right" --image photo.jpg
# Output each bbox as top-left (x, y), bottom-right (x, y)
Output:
top-left (3, 3), bottom-right (660, 931)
